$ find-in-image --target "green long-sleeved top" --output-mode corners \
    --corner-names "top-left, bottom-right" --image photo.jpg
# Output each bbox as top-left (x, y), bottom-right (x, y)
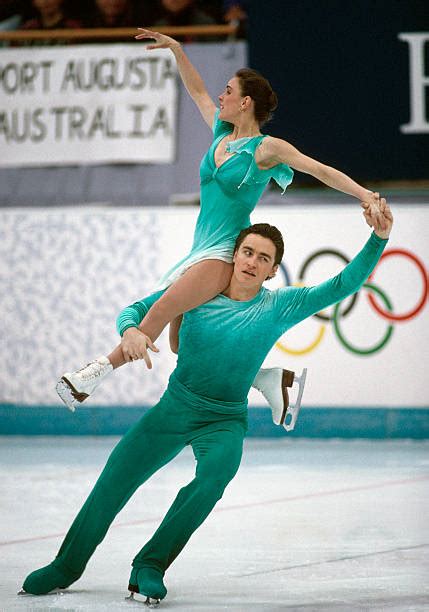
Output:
top-left (117, 232), bottom-right (388, 411)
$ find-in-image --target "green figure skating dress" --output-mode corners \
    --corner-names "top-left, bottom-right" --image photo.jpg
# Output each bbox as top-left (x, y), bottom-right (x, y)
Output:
top-left (157, 109), bottom-right (293, 288)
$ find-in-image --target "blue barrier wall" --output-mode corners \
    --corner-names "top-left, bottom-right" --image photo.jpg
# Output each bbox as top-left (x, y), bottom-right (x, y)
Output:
top-left (248, 0), bottom-right (428, 182)
top-left (1, 405), bottom-right (428, 439)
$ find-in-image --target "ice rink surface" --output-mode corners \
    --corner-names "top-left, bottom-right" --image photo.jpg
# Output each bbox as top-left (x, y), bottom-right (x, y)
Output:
top-left (1, 436), bottom-right (428, 611)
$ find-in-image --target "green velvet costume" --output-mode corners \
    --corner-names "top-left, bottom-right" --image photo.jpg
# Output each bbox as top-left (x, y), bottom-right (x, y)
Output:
top-left (23, 232), bottom-right (387, 597)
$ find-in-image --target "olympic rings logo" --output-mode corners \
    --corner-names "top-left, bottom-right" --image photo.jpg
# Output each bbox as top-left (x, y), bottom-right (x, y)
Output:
top-left (275, 247), bottom-right (428, 357)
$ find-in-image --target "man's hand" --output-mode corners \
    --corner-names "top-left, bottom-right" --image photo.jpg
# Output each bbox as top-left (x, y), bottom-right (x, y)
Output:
top-left (362, 197), bottom-right (393, 239)
top-left (361, 191), bottom-right (385, 228)
top-left (121, 327), bottom-right (159, 369)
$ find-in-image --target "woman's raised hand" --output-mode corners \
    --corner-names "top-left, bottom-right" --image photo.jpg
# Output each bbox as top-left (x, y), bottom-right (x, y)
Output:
top-left (135, 28), bottom-right (180, 50)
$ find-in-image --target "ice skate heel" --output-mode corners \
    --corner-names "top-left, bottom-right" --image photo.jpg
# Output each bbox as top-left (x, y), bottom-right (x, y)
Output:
top-left (252, 367), bottom-right (297, 426)
top-left (126, 566), bottom-right (139, 597)
top-left (283, 368), bottom-right (307, 432)
top-left (280, 368), bottom-right (295, 423)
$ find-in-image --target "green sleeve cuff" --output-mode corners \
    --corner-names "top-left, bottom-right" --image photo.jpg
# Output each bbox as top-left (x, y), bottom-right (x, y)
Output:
top-left (118, 323), bottom-right (138, 337)
top-left (370, 230), bottom-right (389, 245)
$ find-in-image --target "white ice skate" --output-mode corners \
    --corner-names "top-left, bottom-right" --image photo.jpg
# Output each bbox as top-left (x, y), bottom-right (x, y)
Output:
top-left (55, 356), bottom-right (113, 412)
top-left (252, 367), bottom-right (307, 432)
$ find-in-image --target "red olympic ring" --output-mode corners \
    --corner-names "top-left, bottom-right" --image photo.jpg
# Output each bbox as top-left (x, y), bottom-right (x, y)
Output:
top-left (367, 248), bottom-right (428, 322)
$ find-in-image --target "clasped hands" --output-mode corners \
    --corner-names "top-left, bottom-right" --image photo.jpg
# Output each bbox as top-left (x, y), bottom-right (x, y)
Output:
top-left (361, 192), bottom-right (393, 239)
top-left (121, 327), bottom-right (159, 369)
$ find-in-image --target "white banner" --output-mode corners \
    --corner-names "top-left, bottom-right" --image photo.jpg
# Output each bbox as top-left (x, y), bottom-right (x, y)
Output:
top-left (0, 205), bottom-right (428, 407)
top-left (0, 44), bottom-right (178, 166)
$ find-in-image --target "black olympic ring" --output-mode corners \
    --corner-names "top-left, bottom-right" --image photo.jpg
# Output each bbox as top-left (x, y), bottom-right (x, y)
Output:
top-left (298, 249), bottom-right (358, 321)
top-left (279, 262), bottom-right (292, 287)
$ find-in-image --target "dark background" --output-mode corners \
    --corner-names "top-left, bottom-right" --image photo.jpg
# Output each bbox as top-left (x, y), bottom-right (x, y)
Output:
top-left (247, 0), bottom-right (428, 183)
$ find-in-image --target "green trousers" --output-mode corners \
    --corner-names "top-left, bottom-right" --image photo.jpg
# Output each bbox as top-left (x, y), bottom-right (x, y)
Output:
top-left (52, 379), bottom-right (247, 581)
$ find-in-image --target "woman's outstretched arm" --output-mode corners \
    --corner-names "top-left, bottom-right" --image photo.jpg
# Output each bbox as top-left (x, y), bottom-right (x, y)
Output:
top-left (135, 28), bottom-right (217, 127)
top-left (260, 136), bottom-right (379, 207)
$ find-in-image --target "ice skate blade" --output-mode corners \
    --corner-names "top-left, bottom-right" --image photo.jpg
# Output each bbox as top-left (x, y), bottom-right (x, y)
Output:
top-left (55, 379), bottom-right (76, 412)
top-left (126, 592), bottom-right (161, 607)
top-left (284, 368), bottom-right (307, 432)
top-left (18, 587), bottom-right (66, 596)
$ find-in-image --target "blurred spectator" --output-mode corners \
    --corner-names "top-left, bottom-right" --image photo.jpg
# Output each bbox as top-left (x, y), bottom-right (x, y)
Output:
top-left (223, 0), bottom-right (247, 23)
top-left (21, 0), bottom-right (82, 29)
top-left (194, 0), bottom-right (222, 22)
top-left (86, 0), bottom-right (140, 28)
top-left (153, 0), bottom-right (216, 27)
top-left (222, 0), bottom-right (247, 38)
top-left (0, 1), bottom-right (25, 31)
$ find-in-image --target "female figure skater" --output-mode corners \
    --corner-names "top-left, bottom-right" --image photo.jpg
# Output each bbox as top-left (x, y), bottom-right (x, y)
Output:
top-left (56, 28), bottom-right (380, 414)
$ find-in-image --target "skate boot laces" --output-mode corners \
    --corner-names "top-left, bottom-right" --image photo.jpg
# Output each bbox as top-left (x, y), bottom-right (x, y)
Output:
top-left (76, 360), bottom-right (106, 381)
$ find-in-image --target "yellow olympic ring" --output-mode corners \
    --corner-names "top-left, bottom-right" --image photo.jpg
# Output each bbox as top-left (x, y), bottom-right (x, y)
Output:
top-left (275, 323), bottom-right (326, 356)
top-left (275, 281), bottom-right (327, 355)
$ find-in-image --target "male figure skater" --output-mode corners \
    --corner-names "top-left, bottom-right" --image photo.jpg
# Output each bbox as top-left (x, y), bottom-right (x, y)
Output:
top-left (21, 200), bottom-right (392, 605)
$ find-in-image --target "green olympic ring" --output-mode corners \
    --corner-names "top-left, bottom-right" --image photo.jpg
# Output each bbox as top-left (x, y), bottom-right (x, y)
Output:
top-left (298, 249), bottom-right (358, 322)
top-left (332, 282), bottom-right (394, 356)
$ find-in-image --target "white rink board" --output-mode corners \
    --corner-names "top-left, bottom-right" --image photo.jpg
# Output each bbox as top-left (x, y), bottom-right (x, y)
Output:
top-left (0, 204), bottom-right (427, 408)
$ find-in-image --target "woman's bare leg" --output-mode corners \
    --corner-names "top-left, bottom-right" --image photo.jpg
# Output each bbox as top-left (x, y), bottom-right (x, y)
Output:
top-left (107, 260), bottom-right (232, 369)
top-left (140, 259), bottom-right (233, 339)
top-left (56, 260), bottom-right (233, 410)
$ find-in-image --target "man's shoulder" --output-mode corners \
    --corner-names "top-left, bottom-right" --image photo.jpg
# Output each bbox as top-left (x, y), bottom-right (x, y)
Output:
top-left (261, 285), bottom-right (291, 298)
top-left (258, 286), bottom-right (291, 305)
top-left (259, 285), bottom-right (299, 309)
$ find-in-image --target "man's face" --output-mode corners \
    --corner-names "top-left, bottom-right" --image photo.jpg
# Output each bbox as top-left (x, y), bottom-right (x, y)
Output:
top-left (232, 233), bottom-right (278, 289)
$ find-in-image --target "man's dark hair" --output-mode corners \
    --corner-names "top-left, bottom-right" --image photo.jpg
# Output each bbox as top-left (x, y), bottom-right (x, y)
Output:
top-left (234, 223), bottom-right (284, 265)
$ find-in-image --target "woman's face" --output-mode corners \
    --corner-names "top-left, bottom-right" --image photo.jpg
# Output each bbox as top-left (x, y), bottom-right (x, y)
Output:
top-left (218, 76), bottom-right (244, 122)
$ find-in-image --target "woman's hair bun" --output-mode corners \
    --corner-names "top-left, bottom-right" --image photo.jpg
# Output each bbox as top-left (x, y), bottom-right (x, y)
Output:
top-left (269, 91), bottom-right (278, 112)
top-left (236, 68), bottom-right (278, 126)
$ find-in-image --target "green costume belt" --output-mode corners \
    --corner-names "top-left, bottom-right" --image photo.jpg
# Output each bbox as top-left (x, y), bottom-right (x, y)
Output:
top-left (168, 372), bottom-right (248, 416)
